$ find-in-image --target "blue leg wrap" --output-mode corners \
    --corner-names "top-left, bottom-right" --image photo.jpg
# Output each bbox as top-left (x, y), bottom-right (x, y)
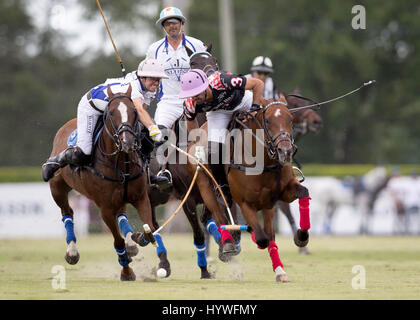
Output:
top-left (194, 242), bottom-right (207, 267)
top-left (206, 219), bottom-right (221, 243)
top-left (154, 233), bottom-right (167, 256)
top-left (117, 213), bottom-right (134, 237)
top-left (115, 246), bottom-right (131, 267)
top-left (62, 215), bottom-right (76, 244)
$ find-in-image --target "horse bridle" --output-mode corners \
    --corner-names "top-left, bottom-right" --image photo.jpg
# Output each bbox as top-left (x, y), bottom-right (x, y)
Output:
top-left (101, 94), bottom-right (140, 156)
top-left (235, 101), bottom-right (295, 162)
top-left (261, 101), bottom-right (295, 161)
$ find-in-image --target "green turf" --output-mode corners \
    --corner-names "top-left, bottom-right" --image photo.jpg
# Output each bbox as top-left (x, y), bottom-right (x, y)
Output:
top-left (0, 234), bottom-right (419, 300)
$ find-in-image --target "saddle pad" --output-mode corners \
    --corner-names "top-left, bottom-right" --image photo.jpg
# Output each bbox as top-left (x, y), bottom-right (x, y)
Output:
top-left (67, 127), bottom-right (103, 147)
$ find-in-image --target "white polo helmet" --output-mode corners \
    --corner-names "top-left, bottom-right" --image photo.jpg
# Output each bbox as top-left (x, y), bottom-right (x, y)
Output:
top-left (251, 56), bottom-right (274, 73)
top-left (156, 7), bottom-right (186, 26)
top-left (137, 58), bottom-right (168, 79)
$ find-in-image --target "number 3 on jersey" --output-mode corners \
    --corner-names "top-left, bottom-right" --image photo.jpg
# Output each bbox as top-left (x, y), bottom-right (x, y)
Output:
top-left (230, 77), bottom-right (243, 87)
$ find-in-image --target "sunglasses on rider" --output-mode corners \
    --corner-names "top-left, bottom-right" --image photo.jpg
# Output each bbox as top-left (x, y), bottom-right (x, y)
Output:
top-left (148, 77), bottom-right (161, 83)
top-left (256, 71), bottom-right (270, 76)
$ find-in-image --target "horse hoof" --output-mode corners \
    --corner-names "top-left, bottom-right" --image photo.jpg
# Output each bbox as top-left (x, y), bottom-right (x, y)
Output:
top-left (218, 240), bottom-right (235, 263)
top-left (126, 244), bottom-right (139, 257)
top-left (276, 274), bottom-right (290, 283)
top-left (158, 253), bottom-right (171, 278)
top-left (200, 269), bottom-right (213, 279)
top-left (65, 252), bottom-right (80, 265)
top-left (294, 229), bottom-right (309, 247)
top-left (120, 267), bottom-right (136, 281)
top-left (223, 240), bottom-right (236, 254)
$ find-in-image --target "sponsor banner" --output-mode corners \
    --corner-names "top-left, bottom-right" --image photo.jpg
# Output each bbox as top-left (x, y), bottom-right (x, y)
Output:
top-left (0, 183), bottom-right (88, 239)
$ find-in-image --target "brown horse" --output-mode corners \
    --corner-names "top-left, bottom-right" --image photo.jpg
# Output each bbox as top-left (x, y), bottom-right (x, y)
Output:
top-left (44, 85), bottom-right (167, 281)
top-left (187, 49), bottom-right (317, 257)
top-left (273, 89), bottom-right (323, 254)
top-left (186, 95), bottom-right (311, 282)
top-left (287, 87), bottom-right (323, 141)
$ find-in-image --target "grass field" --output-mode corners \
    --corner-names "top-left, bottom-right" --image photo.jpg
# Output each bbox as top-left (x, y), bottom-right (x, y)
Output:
top-left (0, 233), bottom-right (419, 300)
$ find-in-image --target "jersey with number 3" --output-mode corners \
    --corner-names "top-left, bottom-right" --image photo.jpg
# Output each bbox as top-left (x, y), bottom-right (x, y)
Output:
top-left (183, 72), bottom-right (247, 120)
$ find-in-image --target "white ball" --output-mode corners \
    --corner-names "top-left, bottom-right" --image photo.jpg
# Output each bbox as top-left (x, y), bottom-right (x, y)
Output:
top-left (157, 268), bottom-right (167, 278)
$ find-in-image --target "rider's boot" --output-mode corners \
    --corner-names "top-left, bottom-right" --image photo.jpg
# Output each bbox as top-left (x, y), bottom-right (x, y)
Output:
top-left (140, 126), bottom-right (172, 190)
top-left (208, 141), bottom-right (233, 208)
top-left (41, 146), bottom-right (90, 182)
top-left (149, 167), bottom-right (172, 190)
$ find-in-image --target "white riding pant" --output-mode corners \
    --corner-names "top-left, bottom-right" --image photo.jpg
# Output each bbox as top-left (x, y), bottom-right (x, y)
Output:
top-left (76, 93), bottom-right (103, 155)
top-left (154, 98), bottom-right (184, 129)
top-left (206, 90), bottom-right (253, 144)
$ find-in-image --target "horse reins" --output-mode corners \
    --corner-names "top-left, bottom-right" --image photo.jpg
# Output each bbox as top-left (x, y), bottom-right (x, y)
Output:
top-left (92, 95), bottom-right (143, 202)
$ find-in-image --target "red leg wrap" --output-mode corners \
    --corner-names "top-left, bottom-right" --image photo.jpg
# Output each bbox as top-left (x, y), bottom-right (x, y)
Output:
top-left (218, 225), bottom-right (233, 243)
top-left (299, 196), bottom-right (311, 230)
top-left (268, 241), bottom-right (283, 271)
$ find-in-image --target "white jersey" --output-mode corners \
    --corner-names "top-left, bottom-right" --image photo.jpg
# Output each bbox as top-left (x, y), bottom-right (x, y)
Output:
top-left (245, 74), bottom-right (279, 100)
top-left (89, 72), bottom-right (156, 111)
top-left (146, 34), bottom-right (206, 101)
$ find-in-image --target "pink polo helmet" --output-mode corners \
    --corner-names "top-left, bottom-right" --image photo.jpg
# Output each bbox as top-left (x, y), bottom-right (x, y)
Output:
top-left (179, 69), bottom-right (209, 99)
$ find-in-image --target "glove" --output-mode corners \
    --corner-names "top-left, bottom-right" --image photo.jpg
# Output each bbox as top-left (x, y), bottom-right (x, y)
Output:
top-left (148, 125), bottom-right (163, 143)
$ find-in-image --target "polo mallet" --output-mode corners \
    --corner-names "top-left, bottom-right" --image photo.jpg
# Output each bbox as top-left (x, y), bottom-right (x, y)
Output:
top-left (136, 151), bottom-right (201, 243)
top-left (169, 143), bottom-right (249, 231)
top-left (288, 80), bottom-right (376, 113)
top-left (96, 0), bottom-right (126, 76)
top-left (152, 165), bottom-right (200, 235)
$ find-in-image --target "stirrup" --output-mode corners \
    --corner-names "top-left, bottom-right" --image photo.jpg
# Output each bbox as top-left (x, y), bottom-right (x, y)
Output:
top-left (157, 169), bottom-right (172, 184)
top-left (292, 166), bottom-right (305, 183)
top-left (41, 161), bottom-right (61, 182)
top-left (150, 169), bottom-right (172, 191)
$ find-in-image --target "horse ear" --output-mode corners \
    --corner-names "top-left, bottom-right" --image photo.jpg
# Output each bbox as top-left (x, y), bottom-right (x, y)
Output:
top-left (205, 43), bottom-right (212, 53)
top-left (126, 83), bottom-right (132, 97)
top-left (185, 46), bottom-right (194, 57)
top-left (107, 85), bottom-right (114, 98)
top-left (279, 93), bottom-right (288, 105)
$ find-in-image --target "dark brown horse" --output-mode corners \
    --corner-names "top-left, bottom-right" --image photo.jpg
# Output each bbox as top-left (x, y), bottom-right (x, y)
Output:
top-left (146, 112), bottom-right (233, 279)
top-left (45, 85), bottom-right (168, 281)
top-left (186, 95), bottom-right (312, 282)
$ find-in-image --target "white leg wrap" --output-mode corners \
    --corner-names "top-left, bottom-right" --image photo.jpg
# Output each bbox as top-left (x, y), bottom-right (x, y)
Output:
top-left (275, 266), bottom-right (287, 276)
top-left (66, 241), bottom-right (78, 257)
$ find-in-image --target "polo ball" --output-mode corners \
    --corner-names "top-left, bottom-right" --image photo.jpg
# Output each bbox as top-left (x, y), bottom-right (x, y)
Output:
top-left (157, 268), bottom-right (167, 278)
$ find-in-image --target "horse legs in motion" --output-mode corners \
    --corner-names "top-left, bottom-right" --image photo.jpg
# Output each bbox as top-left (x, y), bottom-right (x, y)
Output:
top-left (276, 201), bottom-right (311, 254)
top-left (50, 178), bottom-right (80, 265)
top-left (147, 154), bottom-right (232, 279)
top-left (44, 87), bottom-right (166, 281)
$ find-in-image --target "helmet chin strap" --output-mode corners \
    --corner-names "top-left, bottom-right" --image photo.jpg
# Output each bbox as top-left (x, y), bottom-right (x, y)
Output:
top-left (164, 23), bottom-right (184, 39)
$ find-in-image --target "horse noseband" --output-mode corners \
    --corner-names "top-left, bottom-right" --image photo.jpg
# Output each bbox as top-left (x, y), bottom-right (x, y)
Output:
top-left (103, 97), bottom-right (139, 154)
